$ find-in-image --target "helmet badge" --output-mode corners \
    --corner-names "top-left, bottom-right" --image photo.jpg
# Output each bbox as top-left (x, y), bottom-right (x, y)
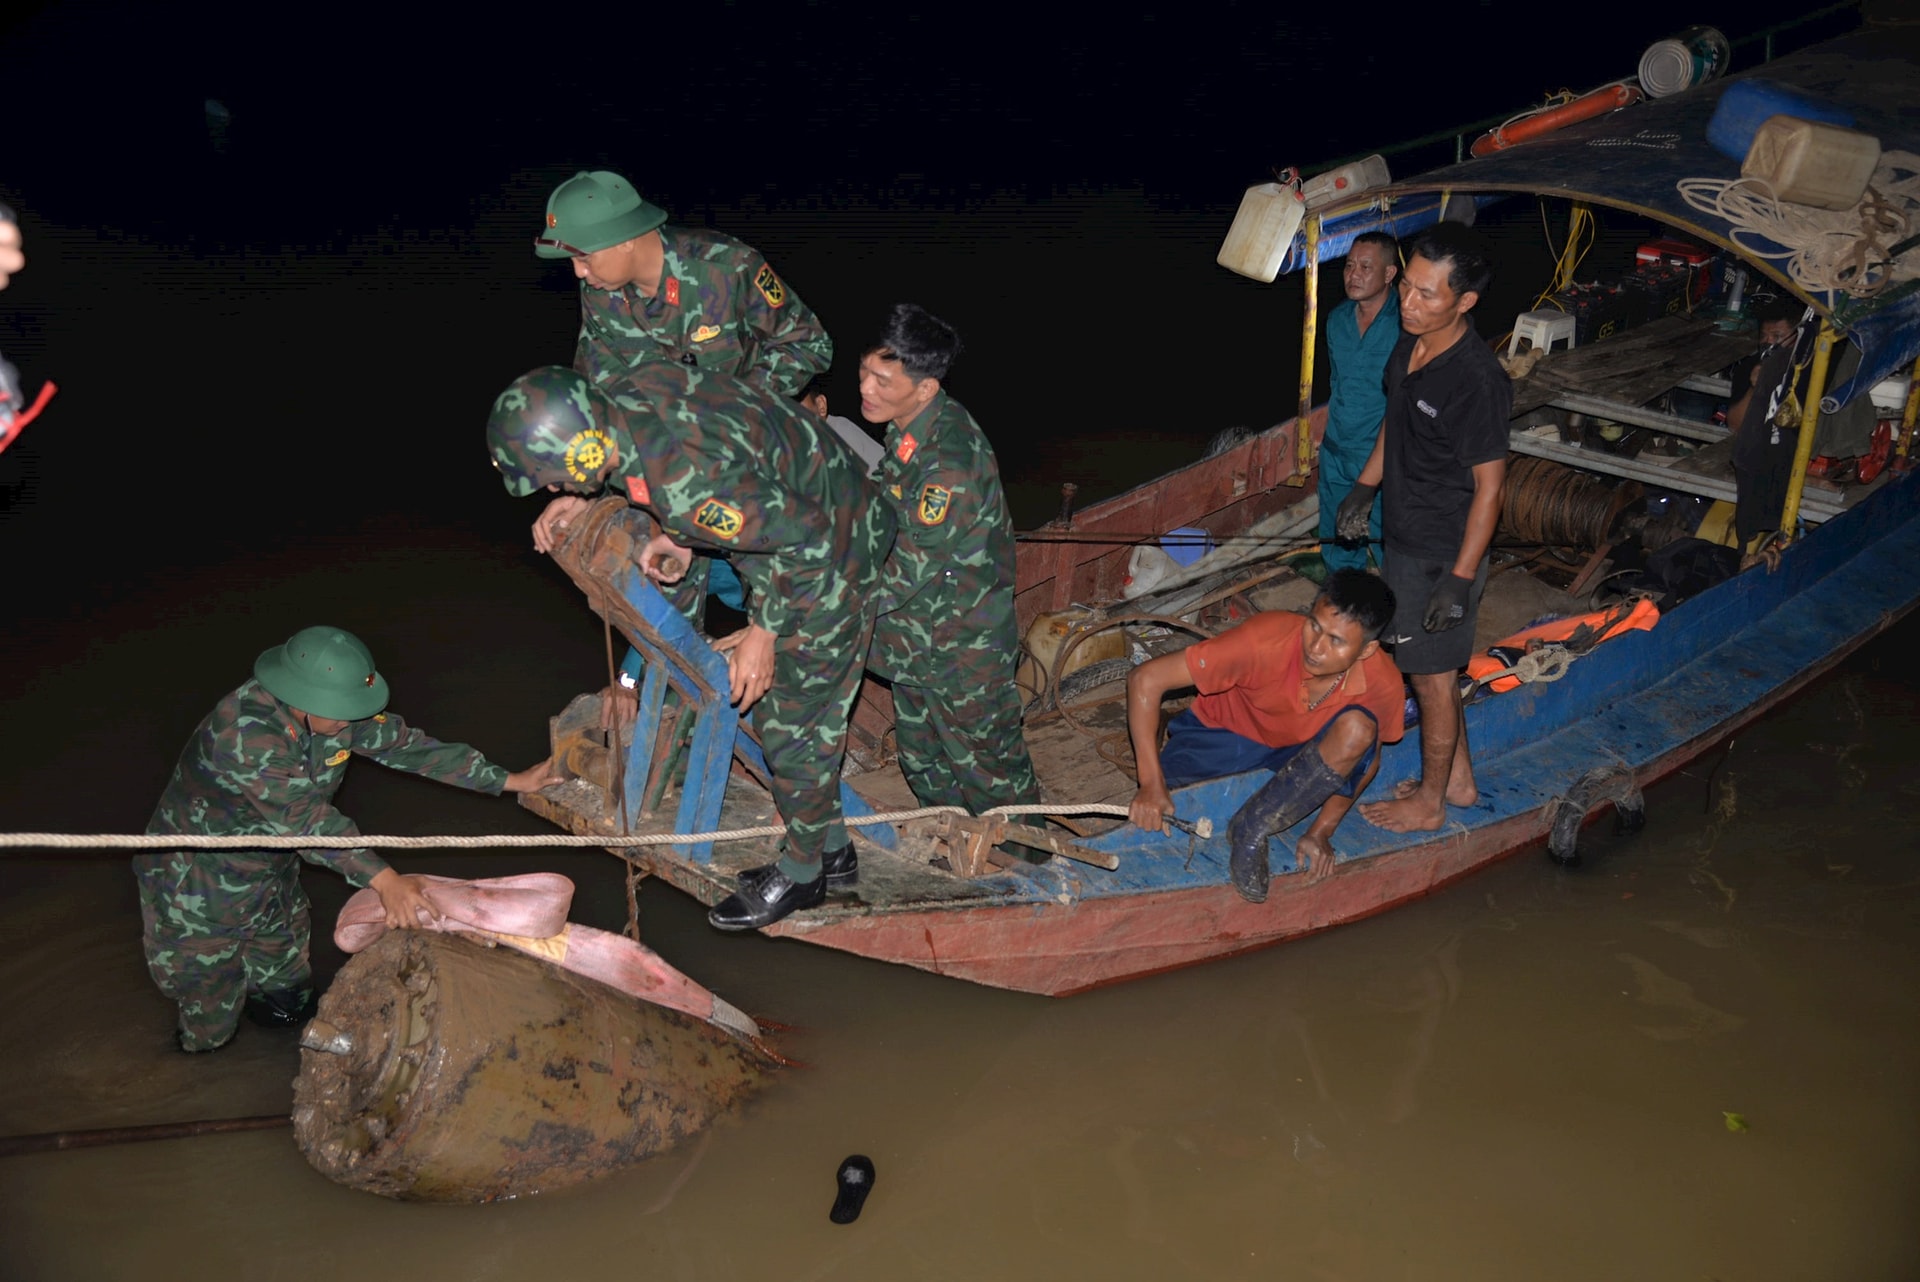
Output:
top-left (546, 212), bottom-right (558, 228)
top-left (564, 428), bottom-right (613, 482)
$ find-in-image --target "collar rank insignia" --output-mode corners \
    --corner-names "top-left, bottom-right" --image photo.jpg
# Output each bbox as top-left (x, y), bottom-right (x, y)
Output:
top-left (664, 278), bottom-right (680, 307)
top-left (895, 432), bottom-right (917, 463)
top-left (693, 497), bottom-right (745, 540)
top-left (325, 749), bottom-right (351, 767)
top-left (691, 324), bottom-right (721, 343)
top-left (888, 484), bottom-right (903, 499)
top-left (625, 475), bottom-right (651, 506)
top-left (918, 484), bottom-right (952, 526)
top-left (753, 264), bottom-right (786, 308)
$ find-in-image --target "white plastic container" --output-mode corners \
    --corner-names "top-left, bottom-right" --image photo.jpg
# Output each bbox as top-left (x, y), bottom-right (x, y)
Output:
top-left (1302, 155), bottom-right (1390, 210)
top-left (1868, 376), bottom-right (1911, 416)
top-left (1217, 182), bottom-right (1306, 283)
top-left (1742, 115), bottom-right (1882, 211)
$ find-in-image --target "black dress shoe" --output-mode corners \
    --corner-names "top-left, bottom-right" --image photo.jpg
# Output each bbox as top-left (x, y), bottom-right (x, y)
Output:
top-left (737, 843), bottom-right (857, 889)
top-left (709, 867), bottom-right (827, 932)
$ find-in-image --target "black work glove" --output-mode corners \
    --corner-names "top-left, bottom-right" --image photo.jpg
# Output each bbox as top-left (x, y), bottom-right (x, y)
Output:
top-left (1333, 482), bottom-right (1378, 544)
top-left (1423, 573), bottom-right (1474, 633)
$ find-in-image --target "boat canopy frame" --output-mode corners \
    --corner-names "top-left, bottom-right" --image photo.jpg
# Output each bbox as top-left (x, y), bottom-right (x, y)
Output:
top-left (1273, 24), bottom-right (1920, 537)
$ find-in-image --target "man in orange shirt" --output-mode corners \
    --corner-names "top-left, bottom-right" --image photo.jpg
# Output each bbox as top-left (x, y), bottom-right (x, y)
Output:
top-left (1127, 571), bottom-right (1403, 901)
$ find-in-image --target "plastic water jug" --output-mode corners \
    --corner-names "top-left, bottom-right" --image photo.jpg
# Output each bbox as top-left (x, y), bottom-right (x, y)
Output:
top-left (1743, 116), bottom-right (1881, 211)
top-left (1217, 182), bottom-right (1306, 283)
top-left (1302, 155), bottom-right (1391, 210)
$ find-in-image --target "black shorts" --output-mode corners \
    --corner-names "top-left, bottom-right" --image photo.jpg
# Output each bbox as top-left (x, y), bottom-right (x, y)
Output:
top-left (1382, 550), bottom-right (1489, 675)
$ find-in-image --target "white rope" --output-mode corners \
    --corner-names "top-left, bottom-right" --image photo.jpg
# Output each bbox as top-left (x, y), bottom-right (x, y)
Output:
top-left (1675, 150), bottom-right (1920, 300)
top-left (0, 803), bottom-right (1136, 853)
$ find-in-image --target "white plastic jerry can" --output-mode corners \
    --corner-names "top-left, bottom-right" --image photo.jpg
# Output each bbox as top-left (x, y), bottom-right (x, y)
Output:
top-left (1743, 115), bottom-right (1882, 211)
top-left (1217, 181), bottom-right (1307, 283)
top-left (1302, 155), bottom-right (1391, 210)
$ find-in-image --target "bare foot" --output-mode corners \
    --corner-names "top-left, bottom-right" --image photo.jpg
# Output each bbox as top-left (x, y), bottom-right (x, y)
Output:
top-left (1390, 775), bottom-right (1478, 808)
top-left (1295, 834), bottom-right (1340, 886)
top-left (1360, 791), bottom-right (1450, 833)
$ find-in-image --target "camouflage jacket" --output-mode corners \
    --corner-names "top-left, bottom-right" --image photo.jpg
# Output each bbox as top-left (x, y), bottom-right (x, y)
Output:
top-left (146, 679), bottom-right (509, 886)
top-left (868, 390), bottom-right (1020, 680)
top-left (597, 363), bottom-right (894, 640)
top-left (573, 227), bottom-right (832, 397)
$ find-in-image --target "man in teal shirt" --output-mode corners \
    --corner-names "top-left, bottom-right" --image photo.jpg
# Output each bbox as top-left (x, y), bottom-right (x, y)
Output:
top-left (1319, 232), bottom-right (1401, 573)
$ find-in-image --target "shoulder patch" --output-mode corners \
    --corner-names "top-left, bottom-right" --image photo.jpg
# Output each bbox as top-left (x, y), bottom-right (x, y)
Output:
top-left (325, 749), bottom-right (352, 767)
top-left (894, 432), bottom-right (917, 464)
top-left (625, 475), bottom-right (651, 506)
top-left (753, 264), bottom-right (786, 309)
top-left (918, 484), bottom-right (952, 526)
top-left (693, 497), bottom-right (744, 541)
top-left (563, 428), bottom-right (612, 482)
top-left (664, 277), bottom-right (681, 307)
top-left (691, 324), bottom-right (722, 343)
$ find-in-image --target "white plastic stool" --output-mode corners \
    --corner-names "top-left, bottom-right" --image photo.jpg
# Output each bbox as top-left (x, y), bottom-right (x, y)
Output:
top-left (1508, 309), bottom-right (1577, 358)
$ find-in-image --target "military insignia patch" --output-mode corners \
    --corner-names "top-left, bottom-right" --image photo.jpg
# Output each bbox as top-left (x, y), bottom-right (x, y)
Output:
top-left (888, 484), bottom-right (903, 499)
top-left (918, 484), bottom-right (952, 526)
top-left (895, 432), bottom-right (917, 463)
top-left (563, 428), bottom-right (613, 482)
top-left (625, 475), bottom-right (651, 506)
top-left (693, 497), bottom-right (745, 540)
top-left (691, 324), bottom-right (721, 343)
top-left (373, 714), bottom-right (387, 723)
top-left (753, 264), bottom-right (786, 308)
top-left (325, 749), bottom-right (351, 767)
top-left (665, 278), bottom-right (681, 306)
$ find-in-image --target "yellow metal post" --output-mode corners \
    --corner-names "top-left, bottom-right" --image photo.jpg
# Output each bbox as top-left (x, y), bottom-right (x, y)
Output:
top-left (1778, 319), bottom-right (1837, 541)
top-left (1896, 353), bottom-right (1920, 464)
top-left (1290, 213), bottom-right (1321, 487)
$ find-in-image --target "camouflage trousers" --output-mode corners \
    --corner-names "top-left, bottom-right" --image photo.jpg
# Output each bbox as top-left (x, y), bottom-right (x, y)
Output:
top-left (134, 850), bottom-right (315, 1052)
top-left (890, 646), bottom-right (1040, 815)
top-left (756, 608), bottom-right (873, 877)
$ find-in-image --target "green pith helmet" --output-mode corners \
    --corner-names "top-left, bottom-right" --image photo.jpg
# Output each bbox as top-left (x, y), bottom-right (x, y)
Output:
top-left (487, 366), bottom-right (618, 497)
top-left (534, 170), bottom-right (668, 259)
top-left (254, 627), bottom-right (390, 722)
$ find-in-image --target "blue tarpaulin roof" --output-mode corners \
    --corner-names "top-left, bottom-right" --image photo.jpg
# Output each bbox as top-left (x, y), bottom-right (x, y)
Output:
top-left (1303, 25), bottom-right (1920, 410)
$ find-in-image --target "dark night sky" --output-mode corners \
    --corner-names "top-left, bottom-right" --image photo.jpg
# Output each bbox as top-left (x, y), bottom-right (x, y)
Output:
top-left (0, 0), bottom-right (1852, 556)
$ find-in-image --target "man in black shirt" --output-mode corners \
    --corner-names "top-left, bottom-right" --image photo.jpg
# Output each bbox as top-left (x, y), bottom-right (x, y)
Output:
top-left (1335, 222), bottom-right (1510, 833)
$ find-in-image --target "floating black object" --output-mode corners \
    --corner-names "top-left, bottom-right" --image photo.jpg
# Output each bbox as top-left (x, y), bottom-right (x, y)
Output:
top-left (830, 1154), bottom-right (875, 1224)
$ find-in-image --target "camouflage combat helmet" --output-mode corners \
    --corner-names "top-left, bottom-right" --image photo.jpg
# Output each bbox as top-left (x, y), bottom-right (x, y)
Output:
top-left (254, 626), bottom-right (389, 722)
top-left (534, 170), bottom-right (668, 259)
top-left (487, 366), bottom-right (620, 497)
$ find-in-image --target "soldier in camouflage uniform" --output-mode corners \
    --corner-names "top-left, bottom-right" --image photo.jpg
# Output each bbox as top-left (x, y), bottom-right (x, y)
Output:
top-left (531, 169), bottom-right (831, 713)
top-left (858, 305), bottom-right (1042, 843)
top-left (139, 627), bottom-right (558, 1052)
top-left (489, 363), bottom-right (895, 932)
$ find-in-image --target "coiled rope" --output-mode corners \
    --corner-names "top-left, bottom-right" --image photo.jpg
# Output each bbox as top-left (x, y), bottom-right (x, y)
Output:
top-left (0, 803), bottom-right (1137, 854)
top-left (1499, 456), bottom-right (1637, 549)
top-left (1676, 151), bottom-right (1920, 300)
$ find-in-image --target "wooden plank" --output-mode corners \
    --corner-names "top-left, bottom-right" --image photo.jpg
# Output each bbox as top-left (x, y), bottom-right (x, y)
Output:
top-left (1508, 431), bottom-right (1849, 521)
top-left (1510, 316), bottom-right (1758, 416)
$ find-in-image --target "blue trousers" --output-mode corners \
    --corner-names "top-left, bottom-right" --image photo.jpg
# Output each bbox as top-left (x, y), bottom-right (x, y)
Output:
top-left (1159, 707), bottom-right (1378, 794)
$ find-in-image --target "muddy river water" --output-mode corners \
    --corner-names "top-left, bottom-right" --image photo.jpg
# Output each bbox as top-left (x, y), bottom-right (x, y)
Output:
top-left (1, 510), bottom-right (1915, 1279)
top-left (2, 115), bottom-right (1916, 1278)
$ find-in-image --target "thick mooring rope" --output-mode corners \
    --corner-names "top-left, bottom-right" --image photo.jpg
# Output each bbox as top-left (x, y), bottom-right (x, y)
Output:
top-left (0, 804), bottom-right (1137, 854)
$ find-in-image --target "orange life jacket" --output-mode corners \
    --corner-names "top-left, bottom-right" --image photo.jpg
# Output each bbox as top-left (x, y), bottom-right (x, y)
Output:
top-left (1466, 597), bottom-right (1660, 693)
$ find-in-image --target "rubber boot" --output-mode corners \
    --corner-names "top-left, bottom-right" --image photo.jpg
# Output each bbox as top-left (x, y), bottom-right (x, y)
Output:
top-left (245, 986), bottom-right (319, 1030)
top-left (1226, 746), bottom-right (1348, 903)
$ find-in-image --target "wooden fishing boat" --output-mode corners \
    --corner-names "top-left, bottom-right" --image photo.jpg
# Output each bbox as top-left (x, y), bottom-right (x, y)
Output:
top-left (521, 20), bottom-right (1920, 996)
